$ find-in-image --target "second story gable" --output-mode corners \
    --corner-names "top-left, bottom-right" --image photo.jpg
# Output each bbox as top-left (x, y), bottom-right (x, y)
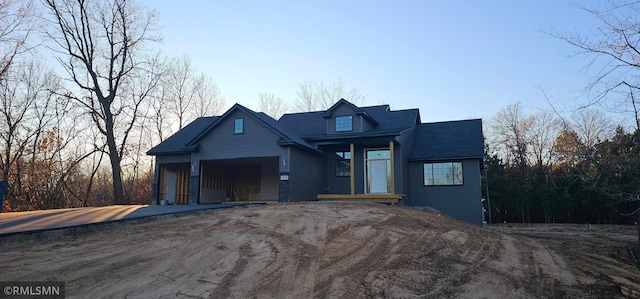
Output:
top-left (322, 99), bottom-right (379, 134)
top-left (277, 99), bottom-right (421, 140)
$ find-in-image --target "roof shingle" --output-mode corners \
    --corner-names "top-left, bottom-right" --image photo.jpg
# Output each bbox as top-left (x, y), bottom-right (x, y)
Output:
top-left (146, 116), bottom-right (218, 155)
top-left (409, 119), bottom-right (484, 161)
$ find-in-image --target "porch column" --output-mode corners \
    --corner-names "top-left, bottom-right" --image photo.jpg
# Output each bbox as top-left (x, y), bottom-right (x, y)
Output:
top-left (350, 143), bottom-right (355, 195)
top-left (389, 141), bottom-right (395, 194)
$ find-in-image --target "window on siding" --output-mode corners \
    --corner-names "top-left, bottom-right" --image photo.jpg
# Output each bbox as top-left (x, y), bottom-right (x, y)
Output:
top-left (335, 115), bottom-right (353, 132)
top-left (335, 151), bottom-right (351, 176)
top-left (423, 162), bottom-right (463, 186)
top-left (234, 118), bottom-right (244, 134)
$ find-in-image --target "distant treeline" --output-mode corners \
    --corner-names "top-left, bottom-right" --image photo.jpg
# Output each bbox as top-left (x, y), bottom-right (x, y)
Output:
top-left (483, 103), bottom-right (640, 224)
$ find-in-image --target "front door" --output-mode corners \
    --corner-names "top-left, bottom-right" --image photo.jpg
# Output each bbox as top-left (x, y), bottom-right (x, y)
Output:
top-left (366, 149), bottom-right (390, 193)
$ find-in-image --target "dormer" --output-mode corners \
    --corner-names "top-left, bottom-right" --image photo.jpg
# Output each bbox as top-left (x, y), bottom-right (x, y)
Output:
top-left (322, 99), bottom-right (379, 134)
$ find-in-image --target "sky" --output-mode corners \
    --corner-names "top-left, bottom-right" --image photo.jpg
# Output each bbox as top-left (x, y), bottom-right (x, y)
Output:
top-left (143, 0), bottom-right (606, 123)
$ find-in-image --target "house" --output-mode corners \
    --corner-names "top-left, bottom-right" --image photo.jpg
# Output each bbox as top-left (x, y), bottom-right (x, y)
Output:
top-left (147, 99), bottom-right (485, 225)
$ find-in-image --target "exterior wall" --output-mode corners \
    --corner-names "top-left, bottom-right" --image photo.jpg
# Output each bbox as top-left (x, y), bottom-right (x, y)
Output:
top-left (326, 104), bottom-right (373, 134)
top-left (189, 109), bottom-right (290, 203)
top-left (408, 159), bottom-right (483, 226)
top-left (325, 147), bottom-right (351, 194)
top-left (396, 128), bottom-right (416, 203)
top-left (174, 110), bottom-right (289, 204)
top-left (288, 147), bottom-right (325, 202)
top-left (392, 142), bottom-right (402, 195)
top-left (353, 145), bottom-right (365, 193)
top-left (192, 109), bottom-right (290, 175)
top-left (279, 179), bottom-right (290, 202)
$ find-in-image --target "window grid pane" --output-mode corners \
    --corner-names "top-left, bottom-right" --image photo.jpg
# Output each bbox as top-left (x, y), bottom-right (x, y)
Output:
top-left (423, 162), bottom-right (463, 186)
top-left (432, 163), bottom-right (450, 185)
top-left (453, 162), bottom-right (463, 185)
top-left (335, 151), bottom-right (351, 176)
top-left (424, 164), bottom-right (434, 185)
top-left (234, 118), bottom-right (244, 134)
top-left (336, 116), bottom-right (352, 132)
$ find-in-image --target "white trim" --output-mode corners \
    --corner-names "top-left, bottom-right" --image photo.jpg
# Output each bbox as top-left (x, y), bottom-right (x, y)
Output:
top-left (363, 148), bottom-right (391, 194)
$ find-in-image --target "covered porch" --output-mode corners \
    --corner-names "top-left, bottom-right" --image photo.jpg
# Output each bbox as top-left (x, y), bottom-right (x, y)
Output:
top-left (317, 140), bottom-right (404, 204)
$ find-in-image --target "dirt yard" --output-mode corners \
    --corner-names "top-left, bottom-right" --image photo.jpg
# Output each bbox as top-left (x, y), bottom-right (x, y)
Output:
top-left (1, 203), bottom-right (639, 298)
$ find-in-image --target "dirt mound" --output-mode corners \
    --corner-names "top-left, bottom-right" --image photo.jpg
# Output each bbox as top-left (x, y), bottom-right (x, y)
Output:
top-left (1, 203), bottom-right (638, 298)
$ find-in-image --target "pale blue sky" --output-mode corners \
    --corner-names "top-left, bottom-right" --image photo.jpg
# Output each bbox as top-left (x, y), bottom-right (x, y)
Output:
top-left (145, 0), bottom-right (603, 122)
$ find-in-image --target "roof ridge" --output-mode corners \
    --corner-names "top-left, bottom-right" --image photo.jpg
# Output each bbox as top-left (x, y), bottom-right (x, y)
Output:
top-left (420, 118), bottom-right (483, 125)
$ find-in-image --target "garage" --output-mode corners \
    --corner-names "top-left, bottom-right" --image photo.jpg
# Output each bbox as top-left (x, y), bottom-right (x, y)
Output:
top-left (199, 157), bottom-right (279, 203)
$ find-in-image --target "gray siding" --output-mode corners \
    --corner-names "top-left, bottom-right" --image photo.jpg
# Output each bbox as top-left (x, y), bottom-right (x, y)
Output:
top-left (326, 148), bottom-right (351, 194)
top-left (289, 147), bottom-right (325, 201)
top-left (408, 159), bottom-right (483, 226)
top-left (353, 146), bottom-right (365, 193)
top-left (156, 154), bottom-right (190, 164)
top-left (392, 142), bottom-right (402, 195)
top-left (397, 128), bottom-right (416, 202)
top-left (327, 104), bottom-right (374, 134)
top-left (192, 109), bottom-right (290, 175)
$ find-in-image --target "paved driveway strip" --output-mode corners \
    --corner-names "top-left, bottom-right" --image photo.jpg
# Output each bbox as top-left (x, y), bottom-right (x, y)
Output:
top-left (0, 204), bottom-right (257, 236)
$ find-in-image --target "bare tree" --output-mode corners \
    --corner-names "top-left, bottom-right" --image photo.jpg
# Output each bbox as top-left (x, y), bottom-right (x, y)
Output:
top-left (529, 111), bottom-right (561, 169)
top-left (257, 92), bottom-right (288, 119)
top-left (547, 1), bottom-right (640, 129)
top-left (192, 72), bottom-right (225, 118)
top-left (488, 103), bottom-right (537, 222)
top-left (489, 102), bottom-right (534, 167)
top-left (0, 60), bottom-right (69, 210)
top-left (0, 0), bottom-right (37, 79)
top-left (570, 109), bottom-right (614, 150)
top-left (149, 81), bottom-right (170, 142)
top-left (167, 55), bottom-right (196, 130)
top-left (43, 0), bottom-right (160, 205)
top-left (166, 55), bottom-right (226, 129)
top-left (293, 77), bottom-right (366, 112)
top-left (119, 52), bottom-right (165, 202)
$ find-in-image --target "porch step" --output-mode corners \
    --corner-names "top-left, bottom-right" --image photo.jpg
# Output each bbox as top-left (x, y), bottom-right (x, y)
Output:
top-left (316, 194), bottom-right (404, 204)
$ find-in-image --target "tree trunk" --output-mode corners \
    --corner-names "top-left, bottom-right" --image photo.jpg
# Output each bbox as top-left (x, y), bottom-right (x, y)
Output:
top-left (104, 108), bottom-right (125, 205)
top-left (636, 215), bottom-right (640, 269)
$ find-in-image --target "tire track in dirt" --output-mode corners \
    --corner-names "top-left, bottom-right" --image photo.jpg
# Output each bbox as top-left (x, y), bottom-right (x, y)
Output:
top-left (210, 243), bottom-right (251, 299)
top-left (2, 204), bottom-right (637, 298)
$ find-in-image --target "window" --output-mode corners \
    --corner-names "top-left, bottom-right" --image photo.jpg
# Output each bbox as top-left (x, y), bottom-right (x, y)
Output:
top-left (423, 162), bottom-right (463, 186)
top-left (234, 118), bottom-right (244, 134)
top-left (335, 115), bottom-right (353, 132)
top-left (335, 151), bottom-right (351, 176)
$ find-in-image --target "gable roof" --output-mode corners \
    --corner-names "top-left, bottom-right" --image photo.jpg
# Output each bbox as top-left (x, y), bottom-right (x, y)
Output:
top-left (190, 104), bottom-right (317, 152)
top-left (147, 101), bottom-right (479, 161)
top-left (409, 119), bottom-right (484, 161)
top-left (322, 99), bottom-right (378, 125)
top-left (147, 117), bottom-right (218, 155)
top-left (277, 105), bottom-right (420, 140)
